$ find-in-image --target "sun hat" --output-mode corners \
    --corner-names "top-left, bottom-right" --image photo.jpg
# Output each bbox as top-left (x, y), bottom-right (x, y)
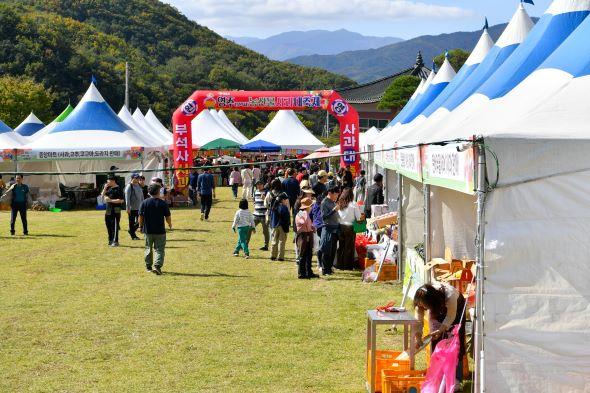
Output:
top-left (300, 180), bottom-right (310, 189)
top-left (299, 197), bottom-right (313, 210)
top-left (301, 188), bottom-right (315, 195)
top-left (317, 170), bottom-right (328, 178)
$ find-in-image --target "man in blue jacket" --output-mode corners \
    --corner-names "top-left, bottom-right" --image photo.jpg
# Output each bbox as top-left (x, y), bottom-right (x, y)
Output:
top-left (197, 167), bottom-right (216, 221)
top-left (320, 185), bottom-right (341, 275)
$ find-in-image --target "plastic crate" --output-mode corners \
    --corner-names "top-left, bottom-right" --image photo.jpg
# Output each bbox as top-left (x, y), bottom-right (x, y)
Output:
top-left (381, 369), bottom-right (426, 393)
top-left (367, 350), bottom-right (410, 391)
top-left (377, 264), bottom-right (398, 281)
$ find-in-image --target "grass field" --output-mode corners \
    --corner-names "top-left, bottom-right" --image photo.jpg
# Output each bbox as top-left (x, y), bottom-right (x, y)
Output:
top-left (1, 187), bottom-right (412, 392)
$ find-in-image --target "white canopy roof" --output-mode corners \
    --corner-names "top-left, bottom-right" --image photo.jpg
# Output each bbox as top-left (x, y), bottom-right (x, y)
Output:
top-left (191, 110), bottom-right (240, 148)
top-left (145, 109), bottom-right (173, 145)
top-left (132, 108), bottom-right (169, 145)
top-left (218, 110), bottom-right (249, 144)
top-left (210, 110), bottom-right (248, 144)
top-left (251, 110), bottom-right (324, 152)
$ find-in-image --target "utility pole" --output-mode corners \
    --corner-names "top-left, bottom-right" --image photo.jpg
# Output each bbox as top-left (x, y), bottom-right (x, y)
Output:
top-left (125, 62), bottom-right (130, 110)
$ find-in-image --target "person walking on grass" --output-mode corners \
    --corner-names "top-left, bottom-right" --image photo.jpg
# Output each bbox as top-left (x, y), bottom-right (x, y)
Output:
top-left (241, 165), bottom-right (253, 200)
top-left (7, 174), bottom-right (30, 236)
top-left (269, 192), bottom-right (290, 261)
top-left (197, 167), bottom-right (215, 221)
top-left (125, 173), bottom-right (144, 240)
top-left (229, 166), bottom-right (241, 199)
top-left (252, 180), bottom-right (270, 251)
top-left (232, 199), bottom-right (255, 259)
top-left (319, 185), bottom-right (341, 275)
top-left (295, 197), bottom-right (319, 279)
top-left (139, 183), bottom-right (172, 275)
top-left (102, 175), bottom-right (124, 247)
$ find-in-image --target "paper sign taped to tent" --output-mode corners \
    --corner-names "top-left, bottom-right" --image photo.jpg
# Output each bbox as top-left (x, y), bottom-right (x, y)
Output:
top-left (397, 146), bottom-right (422, 182)
top-left (422, 143), bottom-right (475, 195)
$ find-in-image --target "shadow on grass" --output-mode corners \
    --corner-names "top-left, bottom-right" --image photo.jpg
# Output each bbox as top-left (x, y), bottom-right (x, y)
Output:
top-left (0, 234), bottom-right (77, 239)
top-left (164, 271), bottom-right (251, 278)
top-left (118, 245), bottom-right (186, 249)
top-left (173, 228), bottom-right (210, 233)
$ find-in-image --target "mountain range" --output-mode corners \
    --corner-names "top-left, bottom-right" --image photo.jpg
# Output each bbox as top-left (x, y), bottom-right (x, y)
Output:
top-left (0, 0), bottom-right (353, 134)
top-left (227, 29), bottom-right (403, 61)
top-left (288, 24), bottom-right (510, 83)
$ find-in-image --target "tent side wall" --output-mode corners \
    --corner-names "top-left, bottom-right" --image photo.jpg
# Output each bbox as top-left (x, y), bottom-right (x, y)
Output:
top-left (483, 138), bottom-right (590, 392)
top-left (429, 185), bottom-right (477, 260)
top-left (384, 169), bottom-right (399, 210)
top-left (401, 178), bottom-right (425, 266)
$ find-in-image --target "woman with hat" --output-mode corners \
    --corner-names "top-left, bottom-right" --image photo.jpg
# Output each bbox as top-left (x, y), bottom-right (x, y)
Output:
top-left (295, 197), bottom-right (318, 279)
top-left (336, 187), bottom-right (364, 270)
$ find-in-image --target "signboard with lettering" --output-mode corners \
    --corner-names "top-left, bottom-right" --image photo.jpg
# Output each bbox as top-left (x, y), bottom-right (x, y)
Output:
top-left (422, 143), bottom-right (475, 195)
top-left (172, 90), bottom-right (360, 192)
top-left (17, 147), bottom-right (143, 161)
top-left (396, 146), bottom-right (422, 182)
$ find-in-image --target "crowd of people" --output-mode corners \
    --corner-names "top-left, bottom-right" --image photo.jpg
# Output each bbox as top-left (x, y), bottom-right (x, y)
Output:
top-left (215, 162), bottom-right (386, 279)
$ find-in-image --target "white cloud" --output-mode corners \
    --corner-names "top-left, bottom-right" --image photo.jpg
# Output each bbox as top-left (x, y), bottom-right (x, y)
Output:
top-left (162, 0), bottom-right (473, 36)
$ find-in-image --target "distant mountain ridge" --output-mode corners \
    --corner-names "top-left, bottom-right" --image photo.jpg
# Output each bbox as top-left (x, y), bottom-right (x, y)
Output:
top-left (227, 29), bottom-right (403, 61)
top-left (288, 23), bottom-right (513, 83)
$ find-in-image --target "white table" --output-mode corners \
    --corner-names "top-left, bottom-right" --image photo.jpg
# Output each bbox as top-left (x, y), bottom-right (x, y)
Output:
top-left (366, 310), bottom-right (420, 393)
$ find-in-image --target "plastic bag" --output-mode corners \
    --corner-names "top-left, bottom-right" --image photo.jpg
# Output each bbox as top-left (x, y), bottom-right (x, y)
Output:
top-left (421, 325), bottom-right (461, 393)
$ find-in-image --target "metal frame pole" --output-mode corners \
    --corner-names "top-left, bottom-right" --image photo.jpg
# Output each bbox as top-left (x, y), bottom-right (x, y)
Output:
top-left (397, 173), bottom-right (404, 283)
top-left (423, 183), bottom-right (431, 280)
top-left (474, 142), bottom-right (487, 393)
top-left (125, 62), bottom-right (130, 110)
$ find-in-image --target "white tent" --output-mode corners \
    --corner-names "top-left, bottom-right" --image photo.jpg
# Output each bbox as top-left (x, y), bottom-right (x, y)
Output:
top-left (145, 109), bottom-right (173, 146)
top-left (379, 1), bottom-right (590, 392)
top-left (210, 110), bottom-right (248, 144)
top-left (118, 107), bottom-right (166, 150)
top-left (191, 109), bottom-right (240, 148)
top-left (250, 110), bottom-right (324, 152)
top-left (218, 110), bottom-right (249, 143)
top-left (132, 108), bottom-right (169, 146)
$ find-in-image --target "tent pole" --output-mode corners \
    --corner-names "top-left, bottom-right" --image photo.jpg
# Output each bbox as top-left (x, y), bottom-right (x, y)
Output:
top-left (474, 142), bottom-right (487, 393)
top-left (397, 173), bottom-right (403, 283)
top-left (125, 62), bottom-right (130, 110)
top-left (423, 183), bottom-right (431, 281)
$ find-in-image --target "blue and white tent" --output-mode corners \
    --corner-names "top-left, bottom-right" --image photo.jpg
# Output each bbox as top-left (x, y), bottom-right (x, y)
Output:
top-left (396, 56), bottom-right (456, 125)
top-left (382, 1), bottom-right (590, 392)
top-left (25, 83), bottom-right (151, 152)
top-left (373, 21), bottom-right (494, 149)
top-left (0, 119), bottom-right (11, 133)
top-left (418, 0), bottom-right (590, 143)
top-left (14, 112), bottom-right (45, 138)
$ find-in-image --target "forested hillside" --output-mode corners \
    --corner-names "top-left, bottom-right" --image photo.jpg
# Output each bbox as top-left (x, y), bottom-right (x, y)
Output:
top-left (0, 0), bottom-right (354, 133)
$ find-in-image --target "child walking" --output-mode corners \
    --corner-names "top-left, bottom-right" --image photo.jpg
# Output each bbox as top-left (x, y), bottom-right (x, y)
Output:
top-left (232, 199), bottom-right (255, 259)
top-left (295, 197), bottom-right (318, 279)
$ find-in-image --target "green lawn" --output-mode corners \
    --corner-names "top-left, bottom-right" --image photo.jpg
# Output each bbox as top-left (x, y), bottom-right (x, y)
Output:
top-left (1, 187), bottom-right (407, 392)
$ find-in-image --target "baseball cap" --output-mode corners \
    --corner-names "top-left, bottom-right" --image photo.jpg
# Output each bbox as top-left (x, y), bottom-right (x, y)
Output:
top-left (131, 173), bottom-right (140, 179)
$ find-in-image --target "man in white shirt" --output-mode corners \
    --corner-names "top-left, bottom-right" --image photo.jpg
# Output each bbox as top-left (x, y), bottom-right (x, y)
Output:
top-left (251, 165), bottom-right (261, 196)
top-left (241, 165), bottom-right (253, 200)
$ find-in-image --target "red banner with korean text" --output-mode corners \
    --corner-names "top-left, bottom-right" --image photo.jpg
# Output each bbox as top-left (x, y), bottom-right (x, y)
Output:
top-left (172, 90), bottom-right (359, 193)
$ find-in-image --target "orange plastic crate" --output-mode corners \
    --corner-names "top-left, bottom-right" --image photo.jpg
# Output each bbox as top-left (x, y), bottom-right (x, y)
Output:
top-left (381, 369), bottom-right (426, 393)
top-left (367, 350), bottom-right (410, 391)
top-left (377, 264), bottom-right (398, 281)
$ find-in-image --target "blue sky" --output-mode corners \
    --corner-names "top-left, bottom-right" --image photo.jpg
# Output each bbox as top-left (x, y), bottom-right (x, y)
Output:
top-left (162, 0), bottom-right (552, 39)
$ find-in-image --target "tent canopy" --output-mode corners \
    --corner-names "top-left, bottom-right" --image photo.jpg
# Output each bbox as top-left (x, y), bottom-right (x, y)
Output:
top-left (26, 83), bottom-right (149, 151)
top-left (200, 138), bottom-right (240, 150)
top-left (145, 109), bottom-right (173, 145)
top-left (191, 110), bottom-right (240, 148)
top-left (14, 112), bottom-right (45, 137)
top-left (304, 146), bottom-right (333, 160)
top-left (240, 139), bottom-right (281, 152)
top-left (218, 110), bottom-right (249, 143)
top-left (29, 104), bottom-right (74, 142)
top-left (251, 110), bottom-right (324, 152)
top-left (0, 119), bottom-right (12, 133)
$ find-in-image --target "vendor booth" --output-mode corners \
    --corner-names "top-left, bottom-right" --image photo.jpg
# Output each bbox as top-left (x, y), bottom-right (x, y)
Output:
top-left (366, 2), bottom-right (590, 391)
